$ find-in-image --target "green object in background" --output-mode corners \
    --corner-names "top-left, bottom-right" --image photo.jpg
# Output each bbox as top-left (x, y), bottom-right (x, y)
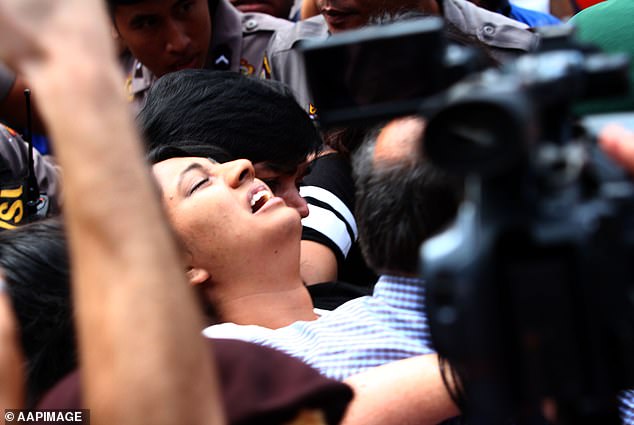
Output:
top-left (570, 0), bottom-right (634, 114)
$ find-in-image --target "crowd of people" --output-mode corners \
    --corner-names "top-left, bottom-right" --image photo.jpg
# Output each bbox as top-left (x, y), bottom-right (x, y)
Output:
top-left (0, 0), bottom-right (632, 424)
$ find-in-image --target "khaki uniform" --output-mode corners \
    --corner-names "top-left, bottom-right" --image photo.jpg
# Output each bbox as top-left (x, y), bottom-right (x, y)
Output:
top-left (0, 62), bottom-right (16, 103)
top-left (124, 0), bottom-right (293, 108)
top-left (443, 0), bottom-right (540, 62)
top-left (265, 15), bottom-right (328, 118)
top-left (264, 0), bottom-right (540, 114)
top-left (0, 125), bottom-right (61, 229)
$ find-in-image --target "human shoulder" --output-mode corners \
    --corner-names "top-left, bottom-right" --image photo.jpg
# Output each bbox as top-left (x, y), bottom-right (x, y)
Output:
top-left (444, 0), bottom-right (540, 54)
top-left (302, 153), bottom-right (354, 209)
top-left (267, 14), bottom-right (329, 54)
top-left (241, 11), bottom-right (294, 35)
top-left (0, 62), bottom-right (16, 102)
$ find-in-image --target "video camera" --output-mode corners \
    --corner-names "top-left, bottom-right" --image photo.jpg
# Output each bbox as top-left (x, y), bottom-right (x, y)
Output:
top-left (301, 18), bottom-right (634, 425)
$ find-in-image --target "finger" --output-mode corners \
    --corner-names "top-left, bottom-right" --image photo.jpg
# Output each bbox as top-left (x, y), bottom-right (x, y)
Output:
top-left (599, 124), bottom-right (634, 173)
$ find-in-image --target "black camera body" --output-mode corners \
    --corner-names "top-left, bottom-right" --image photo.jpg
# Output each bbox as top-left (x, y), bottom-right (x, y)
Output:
top-left (420, 32), bottom-right (634, 425)
top-left (302, 19), bottom-right (634, 425)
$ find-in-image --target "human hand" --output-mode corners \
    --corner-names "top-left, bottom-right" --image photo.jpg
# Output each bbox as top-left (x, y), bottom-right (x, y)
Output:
top-left (0, 0), bottom-right (114, 78)
top-left (599, 124), bottom-right (634, 174)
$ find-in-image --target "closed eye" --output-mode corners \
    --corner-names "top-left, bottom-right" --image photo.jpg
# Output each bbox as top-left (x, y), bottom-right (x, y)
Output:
top-left (189, 178), bottom-right (210, 195)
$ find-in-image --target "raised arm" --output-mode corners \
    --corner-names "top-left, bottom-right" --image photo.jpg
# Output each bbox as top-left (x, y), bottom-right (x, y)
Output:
top-left (0, 1), bottom-right (223, 424)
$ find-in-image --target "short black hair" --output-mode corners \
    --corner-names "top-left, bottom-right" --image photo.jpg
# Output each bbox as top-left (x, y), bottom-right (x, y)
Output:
top-left (138, 69), bottom-right (322, 171)
top-left (147, 143), bottom-right (232, 165)
top-left (353, 130), bottom-right (463, 275)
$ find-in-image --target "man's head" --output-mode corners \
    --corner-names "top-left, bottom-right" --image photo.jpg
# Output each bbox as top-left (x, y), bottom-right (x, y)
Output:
top-left (353, 116), bottom-right (463, 276)
top-left (108, 0), bottom-right (212, 77)
top-left (315, 0), bottom-right (439, 32)
top-left (229, 0), bottom-right (294, 18)
top-left (139, 69), bottom-right (322, 218)
top-left (150, 157), bottom-right (301, 291)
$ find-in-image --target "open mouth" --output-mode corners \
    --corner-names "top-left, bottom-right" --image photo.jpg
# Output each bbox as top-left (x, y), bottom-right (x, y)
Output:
top-left (172, 56), bottom-right (199, 71)
top-left (321, 7), bottom-right (359, 30)
top-left (232, 0), bottom-right (273, 13)
top-left (250, 189), bottom-right (272, 213)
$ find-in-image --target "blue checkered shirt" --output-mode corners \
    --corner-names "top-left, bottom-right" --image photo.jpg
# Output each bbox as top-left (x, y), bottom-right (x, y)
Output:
top-left (622, 390), bottom-right (634, 425)
top-left (203, 275), bottom-right (433, 380)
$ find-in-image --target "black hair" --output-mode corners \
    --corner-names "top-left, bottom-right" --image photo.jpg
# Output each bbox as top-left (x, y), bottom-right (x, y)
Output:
top-left (138, 69), bottom-right (322, 171)
top-left (323, 127), bottom-right (370, 160)
top-left (147, 143), bottom-right (232, 165)
top-left (0, 218), bottom-right (76, 407)
top-left (353, 128), bottom-right (464, 275)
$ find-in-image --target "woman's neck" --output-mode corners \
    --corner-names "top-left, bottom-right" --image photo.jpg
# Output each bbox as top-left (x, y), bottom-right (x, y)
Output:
top-left (209, 279), bottom-right (317, 329)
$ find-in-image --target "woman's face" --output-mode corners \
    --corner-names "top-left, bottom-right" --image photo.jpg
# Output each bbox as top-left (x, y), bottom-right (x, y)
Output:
top-left (152, 157), bottom-right (301, 275)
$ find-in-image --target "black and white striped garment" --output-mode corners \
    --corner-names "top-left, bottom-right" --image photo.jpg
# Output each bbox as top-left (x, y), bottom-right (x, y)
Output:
top-left (300, 153), bottom-right (377, 287)
top-left (300, 153), bottom-right (358, 268)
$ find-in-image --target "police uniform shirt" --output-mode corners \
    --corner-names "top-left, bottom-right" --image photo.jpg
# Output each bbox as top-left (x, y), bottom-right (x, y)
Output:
top-left (443, 0), bottom-right (540, 62)
top-left (264, 14), bottom-right (328, 118)
top-left (0, 125), bottom-right (61, 229)
top-left (264, 0), bottom-right (540, 115)
top-left (124, 0), bottom-right (293, 107)
top-left (0, 62), bottom-right (16, 104)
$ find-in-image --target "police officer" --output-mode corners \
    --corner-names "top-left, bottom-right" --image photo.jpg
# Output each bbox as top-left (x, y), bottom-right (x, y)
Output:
top-left (0, 125), bottom-right (60, 229)
top-left (109, 0), bottom-right (293, 107)
top-left (265, 0), bottom-right (540, 113)
top-left (0, 64), bottom-right (13, 111)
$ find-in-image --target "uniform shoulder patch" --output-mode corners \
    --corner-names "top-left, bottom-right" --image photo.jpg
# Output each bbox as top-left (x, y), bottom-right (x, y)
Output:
top-left (240, 58), bottom-right (256, 76)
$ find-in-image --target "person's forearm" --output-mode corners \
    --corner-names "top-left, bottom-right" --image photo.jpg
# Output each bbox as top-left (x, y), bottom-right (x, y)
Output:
top-left (4, 2), bottom-right (224, 424)
top-left (301, 240), bottom-right (338, 285)
top-left (43, 53), bottom-right (222, 425)
top-left (343, 355), bottom-right (459, 425)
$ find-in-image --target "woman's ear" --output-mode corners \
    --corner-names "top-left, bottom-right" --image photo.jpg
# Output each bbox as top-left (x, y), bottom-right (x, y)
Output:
top-left (186, 267), bottom-right (210, 286)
